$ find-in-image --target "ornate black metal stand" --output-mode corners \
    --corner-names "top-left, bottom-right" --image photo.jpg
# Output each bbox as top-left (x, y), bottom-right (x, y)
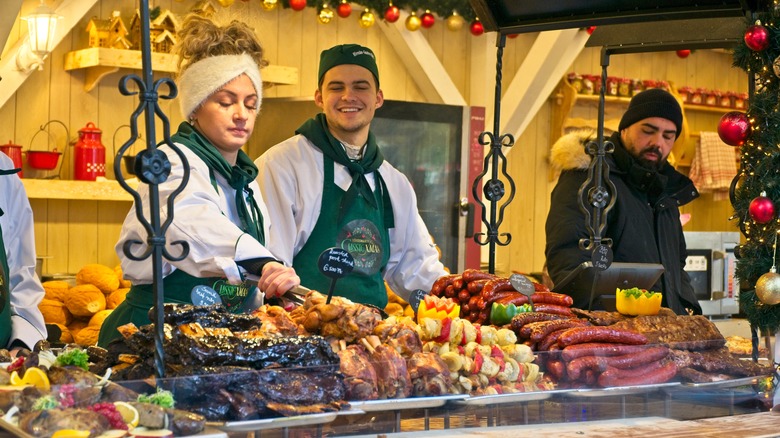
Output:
top-left (577, 48), bottom-right (618, 269)
top-left (472, 34), bottom-right (515, 274)
top-left (113, 0), bottom-right (190, 378)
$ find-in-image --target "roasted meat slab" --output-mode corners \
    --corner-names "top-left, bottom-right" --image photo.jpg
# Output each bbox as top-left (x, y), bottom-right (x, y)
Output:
top-left (611, 315), bottom-right (726, 350)
top-left (337, 344), bottom-right (379, 401)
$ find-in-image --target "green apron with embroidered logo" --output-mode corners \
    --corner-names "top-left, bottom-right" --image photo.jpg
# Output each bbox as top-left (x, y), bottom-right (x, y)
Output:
top-left (293, 156), bottom-right (390, 308)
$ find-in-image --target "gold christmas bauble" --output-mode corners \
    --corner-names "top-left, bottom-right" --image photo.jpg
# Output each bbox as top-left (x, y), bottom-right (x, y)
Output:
top-left (318, 6), bottom-right (335, 24)
top-left (262, 0), bottom-right (277, 11)
top-left (359, 10), bottom-right (375, 28)
top-left (216, 0), bottom-right (235, 6)
top-left (405, 13), bottom-right (421, 31)
top-left (756, 271), bottom-right (780, 305)
top-left (446, 13), bottom-right (465, 31)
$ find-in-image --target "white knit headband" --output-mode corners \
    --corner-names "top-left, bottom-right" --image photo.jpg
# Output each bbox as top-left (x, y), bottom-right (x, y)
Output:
top-left (177, 53), bottom-right (263, 120)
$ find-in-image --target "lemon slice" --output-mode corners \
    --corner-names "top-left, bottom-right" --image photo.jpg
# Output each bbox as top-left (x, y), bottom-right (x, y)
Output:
top-left (20, 368), bottom-right (50, 391)
top-left (51, 430), bottom-right (90, 438)
top-left (114, 401), bottom-right (140, 429)
top-left (8, 371), bottom-right (21, 386)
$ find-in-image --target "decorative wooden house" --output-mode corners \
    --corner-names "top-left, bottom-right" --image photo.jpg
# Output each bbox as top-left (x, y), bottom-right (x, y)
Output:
top-left (191, 0), bottom-right (218, 17)
top-left (85, 11), bottom-right (131, 50)
top-left (128, 8), bottom-right (180, 53)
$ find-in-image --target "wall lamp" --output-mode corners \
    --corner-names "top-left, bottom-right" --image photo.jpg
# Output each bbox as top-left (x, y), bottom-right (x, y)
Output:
top-left (16, 0), bottom-right (62, 73)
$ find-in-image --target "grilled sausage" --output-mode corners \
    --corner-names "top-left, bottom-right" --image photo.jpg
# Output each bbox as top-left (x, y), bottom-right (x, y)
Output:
top-left (530, 291), bottom-right (574, 307)
top-left (597, 361), bottom-right (678, 387)
top-left (561, 343), bottom-right (651, 362)
top-left (566, 356), bottom-right (609, 381)
top-left (462, 269), bottom-right (497, 283)
top-left (480, 278), bottom-right (515, 301)
top-left (532, 303), bottom-right (574, 316)
top-left (557, 327), bottom-right (648, 347)
top-left (431, 274), bottom-right (459, 296)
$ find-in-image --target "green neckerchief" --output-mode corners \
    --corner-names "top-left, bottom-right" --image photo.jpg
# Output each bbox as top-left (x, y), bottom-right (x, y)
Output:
top-left (171, 122), bottom-right (265, 244)
top-left (296, 113), bottom-right (394, 228)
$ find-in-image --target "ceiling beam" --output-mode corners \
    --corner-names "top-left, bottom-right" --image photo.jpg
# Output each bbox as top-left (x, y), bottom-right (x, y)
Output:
top-left (0, 0), bottom-right (99, 109)
top-left (378, 11), bottom-right (466, 106)
top-left (499, 28), bottom-right (590, 141)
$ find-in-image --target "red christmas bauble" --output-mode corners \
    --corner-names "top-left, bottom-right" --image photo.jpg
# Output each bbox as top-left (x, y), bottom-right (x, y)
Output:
top-left (749, 194), bottom-right (776, 224)
top-left (586, 26), bottom-right (596, 35)
top-left (470, 20), bottom-right (484, 36)
top-left (337, 1), bottom-right (351, 18)
top-left (289, 0), bottom-right (306, 11)
top-left (745, 24), bottom-right (770, 51)
top-left (384, 5), bottom-right (400, 23)
top-left (717, 111), bottom-right (750, 147)
top-left (421, 11), bottom-right (435, 28)
top-left (507, 33), bottom-right (519, 39)
top-left (676, 49), bottom-right (691, 58)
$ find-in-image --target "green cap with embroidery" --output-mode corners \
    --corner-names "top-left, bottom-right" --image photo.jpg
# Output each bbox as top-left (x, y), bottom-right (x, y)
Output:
top-left (318, 44), bottom-right (379, 87)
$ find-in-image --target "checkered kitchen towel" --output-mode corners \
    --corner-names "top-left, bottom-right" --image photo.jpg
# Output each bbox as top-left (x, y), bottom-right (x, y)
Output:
top-left (688, 131), bottom-right (737, 201)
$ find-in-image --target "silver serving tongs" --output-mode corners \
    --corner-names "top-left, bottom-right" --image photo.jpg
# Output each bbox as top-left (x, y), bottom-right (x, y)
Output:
top-left (283, 285), bottom-right (311, 305)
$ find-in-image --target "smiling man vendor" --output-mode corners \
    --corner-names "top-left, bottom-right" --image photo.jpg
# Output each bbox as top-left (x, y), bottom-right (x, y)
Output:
top-left (255, 44), bottom-right (447, 308)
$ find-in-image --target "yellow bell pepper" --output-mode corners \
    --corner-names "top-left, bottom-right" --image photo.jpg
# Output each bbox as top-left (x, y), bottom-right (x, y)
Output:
top-left (417, 295), bottom-right (460, 322)
top-left (616, 287), bottom-right (662, 316)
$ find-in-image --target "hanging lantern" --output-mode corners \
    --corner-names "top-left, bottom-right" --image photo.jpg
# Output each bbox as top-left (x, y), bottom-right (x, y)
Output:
top-left (289, 0), bottom-right (307, 11)
top-left (446, 11), bottom-right (464, 31)
top-left (470, 19), bottom-right (484, 36)
top-left (337, 0), bottom-right (352, 18)
top-left (359, 9), bottom-right (375, 28)
top-left (420, 10), bottom-right (435, 29)
top-left (261, 0), bottom-right (277, 11)
top-left (405, 12), bottom-right (421, 31)
top-left (318, 4), bottom-right (335, 23)
top-left (384, 3), bottom-right (400, 23)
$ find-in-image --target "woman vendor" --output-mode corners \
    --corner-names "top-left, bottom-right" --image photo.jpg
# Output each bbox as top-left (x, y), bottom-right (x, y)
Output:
top-left (98, 13), bottom-right (299, 347)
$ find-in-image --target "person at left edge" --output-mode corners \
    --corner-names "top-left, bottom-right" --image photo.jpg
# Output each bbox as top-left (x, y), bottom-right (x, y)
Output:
top-left (0, 152), bottom-right (47, 354)
top-left (98, 14), bottom-right (299, 347)
top-left (255, 43), bottom-right (447, 309)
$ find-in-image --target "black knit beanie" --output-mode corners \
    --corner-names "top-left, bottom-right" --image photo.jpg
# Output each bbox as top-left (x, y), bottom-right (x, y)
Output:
top-left (618, 88), bottom-right (683, 138)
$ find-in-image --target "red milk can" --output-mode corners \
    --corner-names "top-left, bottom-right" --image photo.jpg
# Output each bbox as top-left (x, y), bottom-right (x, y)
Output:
top-left (0, 140), bottom-right (24, 178)
top-left (74, 122), bottom-right (106, 181)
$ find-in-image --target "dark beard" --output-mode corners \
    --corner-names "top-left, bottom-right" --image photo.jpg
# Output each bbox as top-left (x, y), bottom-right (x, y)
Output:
top-left (632, 148), bottom-right (664, 172)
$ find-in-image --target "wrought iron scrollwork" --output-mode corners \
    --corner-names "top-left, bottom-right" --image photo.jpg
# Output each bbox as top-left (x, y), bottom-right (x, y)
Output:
top-left (472, 35), bottom-right (516, 274)
top-left (113, 0), bottom-right (190, 378)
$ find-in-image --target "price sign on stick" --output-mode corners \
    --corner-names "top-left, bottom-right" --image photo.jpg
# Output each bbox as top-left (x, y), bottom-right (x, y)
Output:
top-left (317, 247), bottom-right (355, 304)
top-left (408, 289), bottom-right (427, 316)
top-left (509, 273), bottom-right (535, 307)
top-left (191, 285), bottom-right (222, 306)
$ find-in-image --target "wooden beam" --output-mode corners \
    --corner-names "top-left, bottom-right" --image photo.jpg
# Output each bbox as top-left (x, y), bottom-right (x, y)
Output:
top-left (378, 11), bottom-right (466, 106)
top-left (0, 0), bottom-right (100, 109)
top-left (499, 29), bottom-right (590, 141)
top-left (0, 0), bottom-right (23, 56)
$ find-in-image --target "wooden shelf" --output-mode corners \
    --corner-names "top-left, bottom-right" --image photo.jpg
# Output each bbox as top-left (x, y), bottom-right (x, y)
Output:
top-left (64, 47), bottom-right (299, 92)
top-left (22, 178), bottom-right (136, 201)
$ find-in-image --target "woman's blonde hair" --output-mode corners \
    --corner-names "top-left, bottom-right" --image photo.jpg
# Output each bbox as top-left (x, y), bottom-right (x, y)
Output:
top-left (174, 13), bottom-right (267, 77)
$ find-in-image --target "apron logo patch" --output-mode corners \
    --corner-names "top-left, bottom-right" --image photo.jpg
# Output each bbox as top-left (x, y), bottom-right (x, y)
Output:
top-left (212, 279), bottom-right (250, 312)
top-left (338, 219), bottom-right (384, 276)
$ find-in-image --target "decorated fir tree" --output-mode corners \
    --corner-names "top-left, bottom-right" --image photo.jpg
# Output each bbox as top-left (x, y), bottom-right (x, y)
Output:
top-left (730, 6), bottom-right (780, 333)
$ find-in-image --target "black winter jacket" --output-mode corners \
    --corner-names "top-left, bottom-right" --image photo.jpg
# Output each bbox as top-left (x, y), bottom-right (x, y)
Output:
top-left (545, 131), bottom-right (702, 315)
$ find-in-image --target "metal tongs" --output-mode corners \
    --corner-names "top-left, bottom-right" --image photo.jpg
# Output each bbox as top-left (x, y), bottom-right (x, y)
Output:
top-left (283, 285), bottom-right (311, 305)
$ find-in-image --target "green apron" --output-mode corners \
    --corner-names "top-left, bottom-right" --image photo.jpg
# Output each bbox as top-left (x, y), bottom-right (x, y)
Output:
top-left (293, 156), bottom-right (390, 308)
top-left (0, 215), bottom-right (13, 348)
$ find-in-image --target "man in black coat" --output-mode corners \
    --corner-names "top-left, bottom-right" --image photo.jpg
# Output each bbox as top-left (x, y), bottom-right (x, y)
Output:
top-left (545, 88), bottom-right (702, 315)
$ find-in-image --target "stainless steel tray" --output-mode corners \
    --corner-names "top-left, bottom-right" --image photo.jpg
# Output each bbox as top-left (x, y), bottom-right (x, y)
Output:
top-left (678, 375), bottom-right (767, 389)
top-left (452, 389), bottom-right (576, 406)
top-left (570, 381), bottom-right (681, 397)
top-left (208, 412), bottom-right (338, 432)
top-left (348, 394), bottom-right (468, 412)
